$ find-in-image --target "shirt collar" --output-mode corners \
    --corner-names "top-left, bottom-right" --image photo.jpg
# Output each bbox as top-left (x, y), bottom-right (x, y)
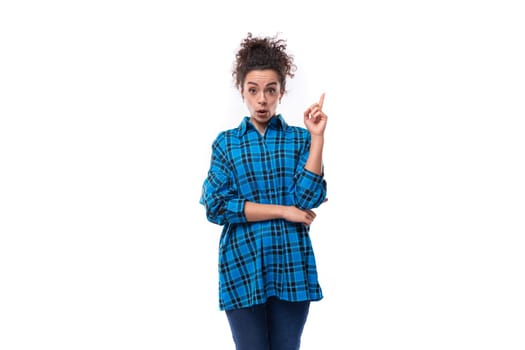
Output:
top-left (237, 114), bottom-right (288, 136)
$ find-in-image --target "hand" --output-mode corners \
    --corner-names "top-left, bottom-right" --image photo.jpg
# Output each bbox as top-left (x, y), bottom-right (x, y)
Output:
top-left (282, 206), bottom-right (317, 226)
top-left (304, 93), bottom-right (328, 137)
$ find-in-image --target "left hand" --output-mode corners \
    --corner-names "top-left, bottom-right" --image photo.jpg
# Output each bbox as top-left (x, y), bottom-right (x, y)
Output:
top-left (303, 93), bottom-right (328, 137)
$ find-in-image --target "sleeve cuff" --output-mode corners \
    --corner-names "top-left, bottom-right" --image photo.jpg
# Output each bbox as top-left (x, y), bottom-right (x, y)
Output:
top-left (225, 198), bottom-right (247, 224)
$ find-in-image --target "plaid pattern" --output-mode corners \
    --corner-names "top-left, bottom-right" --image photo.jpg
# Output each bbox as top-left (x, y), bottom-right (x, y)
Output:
top-left (200, 115), bottom-right (327, 311)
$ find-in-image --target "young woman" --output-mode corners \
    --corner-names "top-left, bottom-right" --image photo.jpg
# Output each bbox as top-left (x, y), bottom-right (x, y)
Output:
top-left (200, 32), bottom-right (328, 350)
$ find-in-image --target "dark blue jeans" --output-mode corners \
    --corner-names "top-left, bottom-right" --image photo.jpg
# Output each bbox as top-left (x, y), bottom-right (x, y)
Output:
top-left (225, 297), bottom-right (310, 350)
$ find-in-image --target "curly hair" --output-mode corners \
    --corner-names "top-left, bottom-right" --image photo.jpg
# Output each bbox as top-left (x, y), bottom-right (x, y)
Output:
top-left (233, 32), bottom-right (297, 93)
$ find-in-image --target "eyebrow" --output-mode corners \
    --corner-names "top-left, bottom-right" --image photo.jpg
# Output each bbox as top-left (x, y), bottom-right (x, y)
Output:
top-left (246, 82), bottom-right (278, 87)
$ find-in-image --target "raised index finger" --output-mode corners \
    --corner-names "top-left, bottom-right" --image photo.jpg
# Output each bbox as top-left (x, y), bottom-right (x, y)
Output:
top-left (319, 93), bottom-right (325, 109)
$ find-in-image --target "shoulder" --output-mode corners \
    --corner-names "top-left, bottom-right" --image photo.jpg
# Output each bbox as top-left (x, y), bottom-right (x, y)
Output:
top-left (217, 126), bottom-right (241, 140)
top-left (215, 117), bottom-right (249, 141)
top-left (277, 115), bottom-right (310, 138)
top-left (212, 126), bottom-right (241, 150)
top-left (285, 124), bottom-right (311, 141)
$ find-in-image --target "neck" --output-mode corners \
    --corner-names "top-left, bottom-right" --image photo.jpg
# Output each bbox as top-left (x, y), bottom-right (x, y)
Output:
top-left (249, 118), bottom-right (267, 135)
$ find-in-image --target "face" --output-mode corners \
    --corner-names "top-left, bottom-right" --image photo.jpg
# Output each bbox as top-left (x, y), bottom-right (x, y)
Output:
top-left (242, 69), bottom-right (283, 133)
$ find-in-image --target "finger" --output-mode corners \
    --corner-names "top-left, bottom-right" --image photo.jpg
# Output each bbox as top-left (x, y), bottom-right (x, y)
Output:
top-left (311, 106), bottom-right (324, 117)
top-left (304, 107), bottom-right (312, 119)
top-left (318, 93), bottom-right (325, 109)
top-left (305, 106), bottom-right (318, 120)
top-left (310, 110), bottom-right (324, 122)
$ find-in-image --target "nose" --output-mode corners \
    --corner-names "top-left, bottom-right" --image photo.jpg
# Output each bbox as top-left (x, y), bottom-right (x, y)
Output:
top-left (257, 91), bottom-right (266, 105)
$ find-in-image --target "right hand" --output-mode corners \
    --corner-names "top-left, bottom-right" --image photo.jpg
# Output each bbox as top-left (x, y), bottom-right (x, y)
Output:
top-left (283, 206), bottom-right (317, 226)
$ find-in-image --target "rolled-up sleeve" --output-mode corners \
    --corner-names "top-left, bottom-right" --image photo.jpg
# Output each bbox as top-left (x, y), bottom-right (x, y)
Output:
top-left (200, 135), bottom-right (247, 226)
top-left (290, 135), bottom-right (327, 209)
top-left (293, 167), bottom-right (327, 209)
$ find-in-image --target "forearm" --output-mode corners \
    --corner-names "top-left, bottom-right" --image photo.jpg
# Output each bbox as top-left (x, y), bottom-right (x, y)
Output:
top-left (244, 201), bottom-right (285, 222)
top-left (304, 135), bottom-right (324, 175)
top-left (244, 201), bottom-right (318, 225)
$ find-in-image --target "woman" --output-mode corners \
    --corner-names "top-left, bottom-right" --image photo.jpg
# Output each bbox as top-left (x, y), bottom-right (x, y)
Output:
top-left (200, 32), bottom-right (328, 350)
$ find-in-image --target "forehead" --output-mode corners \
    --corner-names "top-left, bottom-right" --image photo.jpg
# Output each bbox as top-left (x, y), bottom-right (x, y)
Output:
top-left (244, 69), bottom-right (280, 86)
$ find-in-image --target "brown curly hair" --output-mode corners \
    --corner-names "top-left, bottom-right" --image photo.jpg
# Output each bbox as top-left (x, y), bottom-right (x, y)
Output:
top-left (233, 32), bottom-right (297, 94)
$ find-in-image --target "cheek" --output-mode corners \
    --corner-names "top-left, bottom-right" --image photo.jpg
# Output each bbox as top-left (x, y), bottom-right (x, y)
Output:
top-left (243, 96), bottom-right (256, 110)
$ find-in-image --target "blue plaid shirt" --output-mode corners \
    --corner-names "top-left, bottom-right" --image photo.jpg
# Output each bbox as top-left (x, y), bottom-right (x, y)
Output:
top-left (200, 115), bottom-right (327, 311)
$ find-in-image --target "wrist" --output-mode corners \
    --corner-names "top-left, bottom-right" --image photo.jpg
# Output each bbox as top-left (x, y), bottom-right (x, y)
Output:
top-left (309, 135), bottom-right (324, 150)
top-left (276, 205), bottom-right (287, 219)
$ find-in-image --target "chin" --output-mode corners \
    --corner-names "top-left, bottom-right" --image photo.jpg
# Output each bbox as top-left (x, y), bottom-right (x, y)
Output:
top-left (252, 115), bottom-right (267, 122)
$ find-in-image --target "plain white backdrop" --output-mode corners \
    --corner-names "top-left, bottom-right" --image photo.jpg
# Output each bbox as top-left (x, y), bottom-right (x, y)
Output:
top-left (1, 1), bottom-right (524, 349)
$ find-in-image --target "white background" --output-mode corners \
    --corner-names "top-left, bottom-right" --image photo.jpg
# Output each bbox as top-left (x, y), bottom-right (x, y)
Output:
top-left (1, 1), bottom-right (524, 349)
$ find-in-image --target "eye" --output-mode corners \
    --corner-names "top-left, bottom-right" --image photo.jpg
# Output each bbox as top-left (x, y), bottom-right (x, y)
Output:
top-left (248, 88), bottom-right (257, 94)
top-left (267, 88), bottom-right (276, 95)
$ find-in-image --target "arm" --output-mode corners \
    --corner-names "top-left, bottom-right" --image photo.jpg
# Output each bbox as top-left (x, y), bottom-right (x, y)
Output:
top-left (244, 201), bottom-right (317, 226)
top-left (304, 135), bottom-right (324, 175)
top-left (200, 135), bottom-right (246, 226)
top-left (292, 146), bottom-right (327, 209)
top-left (304, 93), bottom-right (327, 176)
top-left (287, 93), bottom-right (327, 209)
